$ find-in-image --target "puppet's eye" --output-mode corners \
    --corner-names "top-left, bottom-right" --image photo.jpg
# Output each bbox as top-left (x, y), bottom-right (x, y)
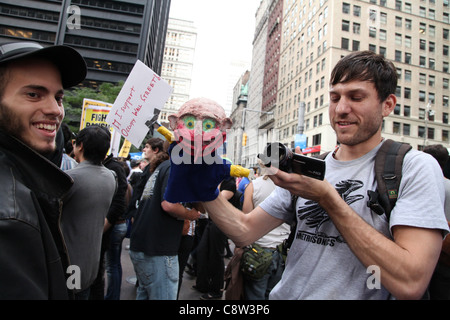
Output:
top-left (183, 116), bottom-right (196, 130)
top-left (203, 119), bottom-right (216, 132)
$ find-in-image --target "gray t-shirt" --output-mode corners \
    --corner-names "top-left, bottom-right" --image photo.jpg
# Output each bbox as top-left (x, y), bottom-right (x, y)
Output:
top-left (260, 141), bottom-right (449, 300)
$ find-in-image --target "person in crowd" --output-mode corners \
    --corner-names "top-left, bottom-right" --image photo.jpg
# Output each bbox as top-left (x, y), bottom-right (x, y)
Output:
top-left (423, 144), bottom-right (450, 300)
top-left (168, 51), bottom-right (449, 299)
top-left (59, 122), bottom-right (78, 170)
top-left (61, 125), bottom-right (117, 299)
top-left (0, 41), bottom-right (86, 299)
top-left (128, 159), bottom-right (143, 189)
top-left (241, 174), bottom-right (290, 299)
top-left (129, 143), bottom-right (201, 300)
top-left (87, 154), bottom-right (128, 300)
top-left (177, 205), bottom-right (200, 299)
top-left (195, 177), bottom-right (242, 300)
top-left (127, 138), bottom-right (165, 223)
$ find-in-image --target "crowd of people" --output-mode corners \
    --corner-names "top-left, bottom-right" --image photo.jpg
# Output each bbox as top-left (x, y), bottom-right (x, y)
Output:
top-left (1, 40), bottom-right (449, 301)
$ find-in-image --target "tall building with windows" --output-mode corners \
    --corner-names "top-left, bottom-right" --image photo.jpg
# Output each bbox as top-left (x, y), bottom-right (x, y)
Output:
top-left (0, 0), bottom-right (171, 88)
top-left (276, 0), bottom-right (450, 154)
top-left (159, 18), bottom-right (196, 124)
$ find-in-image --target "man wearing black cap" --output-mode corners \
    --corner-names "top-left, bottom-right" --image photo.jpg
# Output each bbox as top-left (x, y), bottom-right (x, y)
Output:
top-left (0, 41), bottom-right (86, 299)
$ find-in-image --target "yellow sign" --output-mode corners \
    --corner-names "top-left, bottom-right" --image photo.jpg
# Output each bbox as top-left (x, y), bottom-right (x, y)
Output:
top-left (79, 98), bottom-right (121, 156)
top-left (80, 98), bottom-right (113, 129)
top-left (118, 139), bottom-right (132, 158)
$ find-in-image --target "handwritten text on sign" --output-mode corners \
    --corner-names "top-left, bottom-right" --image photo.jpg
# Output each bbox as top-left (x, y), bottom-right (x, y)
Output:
top-left (106, 60), bottom-right (173, 147)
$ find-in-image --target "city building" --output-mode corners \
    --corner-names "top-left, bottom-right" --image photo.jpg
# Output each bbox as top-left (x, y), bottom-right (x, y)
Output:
top-left (159, 17), bottom-right (197, 124)
top-left (229, 70), bottom-right (250, 165)
top-left (259, 0), bottom-right (283, 158)
top-left (0, 0), bottom-right (171, 88)
top-left (276, 0), bottom-right (450, 154)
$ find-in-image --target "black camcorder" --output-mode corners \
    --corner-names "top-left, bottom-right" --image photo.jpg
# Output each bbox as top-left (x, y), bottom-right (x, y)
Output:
top-left (257, 142), bottom-right (326, 180)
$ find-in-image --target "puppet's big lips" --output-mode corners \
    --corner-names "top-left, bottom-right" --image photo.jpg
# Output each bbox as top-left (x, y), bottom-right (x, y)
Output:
top-left (175, 128), bottom-right (226, 156)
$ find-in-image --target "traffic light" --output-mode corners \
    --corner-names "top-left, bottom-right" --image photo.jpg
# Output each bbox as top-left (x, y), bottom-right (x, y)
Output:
top-left (242, 132), bottom-right (248, 146)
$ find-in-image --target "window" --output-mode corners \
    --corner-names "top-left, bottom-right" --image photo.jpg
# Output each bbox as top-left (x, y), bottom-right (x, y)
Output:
top-left (420, 39), bottom-right (426, 50)
top-left (395, 50), bottom-right (402, 62)
top-left (420, 56), bottom-right (426, 67)
top-left (405, 36), bottom-right (412, 48)
top-left (429, 75), bottom-right (435, 87)
top-left (342, 3), bottom-right (350, 14)
top-left (369, 27), bottom-right (377, 38)
top-left (403, 123), bottom-right (410, 136)
top-left (353, 22), bottom-right (360, 34)
top-left (418, 126), bottom-right (425, 138)
top-left (396, 34), bottom-right (402, 46)
top-left (420, 23), bottom-right (426, 34)
top-left (341, 38), bottom-right (349, 50)
top-left (429, 41), bottom-right (435, 53)
top-left (393, 122), bottom-right (401, 134)
top-left (429, 58), bottom-right (435, 70)
top-left (404, 87), bottom-right (411, 98)
top-left (419, 73), bottom-right (426, 84)
top-left (342, 20), bottom-right (350, 32)
top-left (443, 130), bottom-right (449, 143)
top-left (404, 105), bottom-right (410, 117)
top-left (352, 40), bottom-right (360, 51)
top-left (405, 70), bottom-right (411, 82)
top-left (405, 52), bottom-right (411, 64)
top-left (428, 128), bottom-right (435, 140)
top-left (419, 91), bottom-right (426, 102)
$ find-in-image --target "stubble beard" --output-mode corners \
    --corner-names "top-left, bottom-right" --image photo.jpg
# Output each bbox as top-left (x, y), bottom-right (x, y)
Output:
top-left (0, 100), bottom-right (56, 157)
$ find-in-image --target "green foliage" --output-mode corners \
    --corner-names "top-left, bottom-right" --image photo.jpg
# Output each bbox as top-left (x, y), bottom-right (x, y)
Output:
top-left (63, 81), bottom-right (124, 133)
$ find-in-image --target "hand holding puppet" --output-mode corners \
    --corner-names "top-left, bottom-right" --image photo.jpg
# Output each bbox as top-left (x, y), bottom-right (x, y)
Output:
top-left (159, 97), bottom-right (250, 203)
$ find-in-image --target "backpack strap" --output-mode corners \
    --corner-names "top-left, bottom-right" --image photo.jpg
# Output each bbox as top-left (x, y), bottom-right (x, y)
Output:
top-left (369, 139), bottom-right (412, 220)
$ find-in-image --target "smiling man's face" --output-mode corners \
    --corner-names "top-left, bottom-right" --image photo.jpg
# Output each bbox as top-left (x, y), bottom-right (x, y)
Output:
top-left (0, 57), bottom-right (64, 156)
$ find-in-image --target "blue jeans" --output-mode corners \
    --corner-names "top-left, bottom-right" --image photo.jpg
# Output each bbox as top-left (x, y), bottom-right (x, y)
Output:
top-left (105, 222), bottom-right (127, 300)
top-left (129, 250), bottom-right (179, 300)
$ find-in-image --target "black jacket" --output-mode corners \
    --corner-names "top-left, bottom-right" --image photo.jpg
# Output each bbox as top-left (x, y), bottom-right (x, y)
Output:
top-left (0, 131), bottom-right (73, 299)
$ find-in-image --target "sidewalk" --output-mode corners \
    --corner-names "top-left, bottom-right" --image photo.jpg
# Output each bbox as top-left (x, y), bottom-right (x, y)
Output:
top-left (119, 237), bottom-right (228, 300)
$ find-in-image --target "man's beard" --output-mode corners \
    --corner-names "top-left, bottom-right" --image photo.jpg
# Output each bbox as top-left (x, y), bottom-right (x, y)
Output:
top-left (0, 100), bottom-right (56, 157)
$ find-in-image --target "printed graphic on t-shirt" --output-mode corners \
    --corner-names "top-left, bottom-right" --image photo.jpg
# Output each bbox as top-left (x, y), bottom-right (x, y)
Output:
top-left (296, 179), bottom-right (364, 247)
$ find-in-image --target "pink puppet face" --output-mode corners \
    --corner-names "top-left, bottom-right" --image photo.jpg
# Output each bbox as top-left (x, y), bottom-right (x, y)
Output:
top-left (168, 97), bottom-right (232, 159)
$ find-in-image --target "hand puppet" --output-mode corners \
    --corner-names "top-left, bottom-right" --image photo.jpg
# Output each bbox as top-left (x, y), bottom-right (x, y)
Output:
top-left (157, 97), bottom-right (250, 203)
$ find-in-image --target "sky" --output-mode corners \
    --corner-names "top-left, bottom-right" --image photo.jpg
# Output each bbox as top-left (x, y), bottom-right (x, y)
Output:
top-left (168, 0), bottom-right (261, 114)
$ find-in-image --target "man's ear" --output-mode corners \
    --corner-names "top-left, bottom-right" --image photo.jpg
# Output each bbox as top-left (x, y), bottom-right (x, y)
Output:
top-left (382, 93), bottom-right (397, 117)
top-left (221, 117), bottom-right (232, 130)
top-left (168, 115), bottom-right (178, 130)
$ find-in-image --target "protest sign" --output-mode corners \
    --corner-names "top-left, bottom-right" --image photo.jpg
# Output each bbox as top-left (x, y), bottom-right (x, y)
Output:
top-left (79, 98), bottom-right (120, 156)
top-left (106, 60), bottom-right (173, 147)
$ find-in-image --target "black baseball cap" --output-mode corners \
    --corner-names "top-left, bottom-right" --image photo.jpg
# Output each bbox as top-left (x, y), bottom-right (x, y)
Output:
top-left (0, 41), bottom-right (87, 88)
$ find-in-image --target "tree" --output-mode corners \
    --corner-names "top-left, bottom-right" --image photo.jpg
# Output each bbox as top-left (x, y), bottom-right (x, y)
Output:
top-left (63, 81), bottom-right (124, 133)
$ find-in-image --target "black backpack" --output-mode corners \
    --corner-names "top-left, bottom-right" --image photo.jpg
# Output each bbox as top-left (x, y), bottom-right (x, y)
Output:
top-left (284, 139), bottom-right (412, 249)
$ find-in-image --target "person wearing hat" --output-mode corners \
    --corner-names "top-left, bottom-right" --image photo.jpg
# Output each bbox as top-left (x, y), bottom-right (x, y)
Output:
top-left (0, 41), bottom-right (86, 299)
